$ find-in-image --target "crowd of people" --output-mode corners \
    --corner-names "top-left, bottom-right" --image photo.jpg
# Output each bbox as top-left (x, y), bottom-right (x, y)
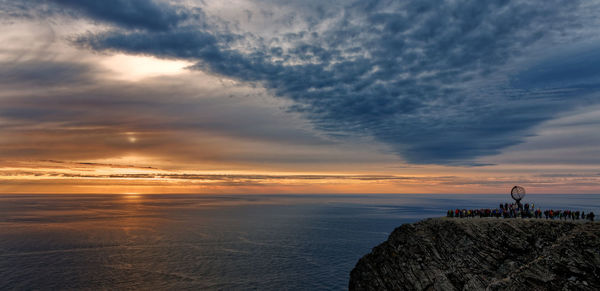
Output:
top-left (447, 202), bottom-right (595, 221)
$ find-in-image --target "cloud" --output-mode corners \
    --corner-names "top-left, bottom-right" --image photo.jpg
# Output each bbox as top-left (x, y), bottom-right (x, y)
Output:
top-left (0, 60), bottom-right (97, 88)
top-left (46, 0), bottom-right (191, 31)
top-left (511, 44), bottom-right (600, 90)
top-left (4, 0), bottom-right (600, 166)
top-left (486, 104), bottom-right (600, 165)
top-left (0, 52), bottom-right (399, 170)
top-left (67, 0), bottom-right (600, 165)
top-left (5, 159), bottom-right (600, 194)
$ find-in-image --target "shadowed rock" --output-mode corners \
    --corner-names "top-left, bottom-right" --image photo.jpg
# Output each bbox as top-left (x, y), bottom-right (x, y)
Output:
top-left (349, 218), bottom-right (600, 290)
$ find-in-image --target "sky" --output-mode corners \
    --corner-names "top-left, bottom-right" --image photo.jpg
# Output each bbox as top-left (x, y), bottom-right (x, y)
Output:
top-left (1, 0), bottom-right (600, 194)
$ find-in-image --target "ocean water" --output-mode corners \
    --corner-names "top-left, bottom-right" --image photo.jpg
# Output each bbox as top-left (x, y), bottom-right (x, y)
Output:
top-left (1, 194), bottom-right (599, 290)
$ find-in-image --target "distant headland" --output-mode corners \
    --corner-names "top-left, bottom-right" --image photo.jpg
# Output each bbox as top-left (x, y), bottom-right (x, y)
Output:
top-left (349, 218), bottom-right (600, 290)
top-left (350, 187), bottom-right (598, 290)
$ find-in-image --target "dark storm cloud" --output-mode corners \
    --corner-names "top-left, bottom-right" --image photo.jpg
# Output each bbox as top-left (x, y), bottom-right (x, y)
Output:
top-left (511, 45), bottom-right (600, 90)
top-left (78, 28), bottom-right (224, 60)
top-left (47, 0), bottom-right (190, 31)
top-left (0, 0), bottom-right (193, 30)
top-left (9, 0), bottom-right (600, 164)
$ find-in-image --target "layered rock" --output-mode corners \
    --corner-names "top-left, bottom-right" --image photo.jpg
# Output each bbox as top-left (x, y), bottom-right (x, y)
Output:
top-left (349, 218), bottom-right (600, 290)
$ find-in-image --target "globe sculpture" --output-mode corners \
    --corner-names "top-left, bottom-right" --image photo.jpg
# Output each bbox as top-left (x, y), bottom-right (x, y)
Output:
top-left (510, 185), bottom-right (526, 208)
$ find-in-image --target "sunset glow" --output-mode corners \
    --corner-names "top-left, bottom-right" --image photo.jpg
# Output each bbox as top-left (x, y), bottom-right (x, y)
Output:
top-left (1, 1), bottom-right (600, 195)
top-left (101, 54), bottom-right (192, 81)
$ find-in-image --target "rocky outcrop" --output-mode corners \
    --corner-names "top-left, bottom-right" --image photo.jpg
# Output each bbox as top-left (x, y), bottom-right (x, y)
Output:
top-left (349, 218), bottom-right (600, 290)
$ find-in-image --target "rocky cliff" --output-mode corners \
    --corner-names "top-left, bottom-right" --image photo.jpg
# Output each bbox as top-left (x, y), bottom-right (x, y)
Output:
top-left (349, 218), bottom-right (600, 290)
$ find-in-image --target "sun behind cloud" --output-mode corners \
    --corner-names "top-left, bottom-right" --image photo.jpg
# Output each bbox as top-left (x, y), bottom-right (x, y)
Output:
top-left (100, 54), bottom-right (192, 81)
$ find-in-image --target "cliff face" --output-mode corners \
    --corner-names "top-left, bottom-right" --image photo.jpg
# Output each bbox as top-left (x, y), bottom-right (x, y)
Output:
top-left (349, 218), bottom-right (600, 291)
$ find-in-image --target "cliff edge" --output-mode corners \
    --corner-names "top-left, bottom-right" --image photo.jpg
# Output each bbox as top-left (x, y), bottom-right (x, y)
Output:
top-left (349, 218), bottom-right (600, 290)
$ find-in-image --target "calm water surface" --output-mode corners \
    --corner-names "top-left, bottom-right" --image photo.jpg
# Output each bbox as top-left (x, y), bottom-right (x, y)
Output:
top-left (1, 194), bottom-right (599, 290)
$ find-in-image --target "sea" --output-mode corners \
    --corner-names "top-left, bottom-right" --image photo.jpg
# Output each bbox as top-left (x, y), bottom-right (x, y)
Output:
top-left (1, 194), bottom-right (599, 290)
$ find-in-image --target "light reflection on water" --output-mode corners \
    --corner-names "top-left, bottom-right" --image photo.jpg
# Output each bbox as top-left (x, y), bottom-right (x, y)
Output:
top-left (1, 194), bottom-right (599, 290)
